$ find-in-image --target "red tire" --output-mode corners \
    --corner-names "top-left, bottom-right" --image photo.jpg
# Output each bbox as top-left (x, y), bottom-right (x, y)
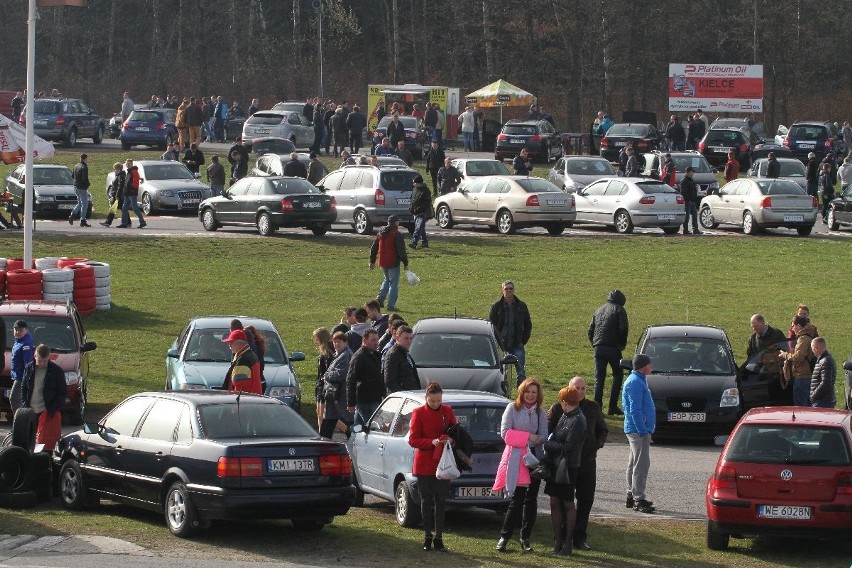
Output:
top-left (6, 283), bottom-right (43, 296)
top-left (75, 297), bottom-right (96, 316)
top-left (6, 291), bottom-right (43, 301)
top-left (57, 257), bottom-right (89, 268)
top-left (0, 270), bottom-right (6, 291)
top-left (5, 258), bottom-right (34, 271)
top-left (73, 286), bottom-right (96, 300)
top-left (7, 269), bottom-right (42, 286)
top-left (69, 265), bottom-right (96, 288)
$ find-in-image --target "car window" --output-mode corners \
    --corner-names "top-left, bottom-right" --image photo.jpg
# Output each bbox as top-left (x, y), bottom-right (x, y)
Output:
top-left (516, 178), bottom-right (561, 193)
top-left (357, 172), bottom-right (374, 189)
top-left (254, 139), bottom-right (296, 156)
top-left (175, 408), bottom-right (193, 444)
top-left (409, 332), bottom-right (498, 368)
top-left (485, 179), bottom-right (510, 194)
top-left (184, 327), bottom-right (285, 364)
top-left (502, 124), bottom-right (537, 136)
top-left (778, 161), bottom-right (806, 177)
top-left (339, 170), bottom-right (361, 191)
top-left (606, 124), bottom-right (649, 137)
top-left (636, 181), bottom-right (677, 194)
top-left (604, 180), bottom-right (627, 196)
top-left (103, 396), bottom-right (153, 436)
top-left (66, 100), bottom-right (80, 114)
top-left (567, 159), bottom-right (615, 176)
top-left (288, 113), bottom-right (301, 125)
top-left (726, 425), bottom-right (851, 466)
top-left (465, 161), bottom-right (510, 177)
top-left (270, 178), bottom-right (318, 194)
top-left (78, 101), bottom-right (90, 113)
top-left (248, 113), bottom-right (285, 125)
top-left (380, 170), bottom-right (417, 191)
top-left (33, 100), bottom-right (60, 114)
top-left (227, 178), bottom-right (253, 197)
top-left (452, 405), bottom-right (503, 444)
top-left (392, 399), bottom-right (420, 437)
top-left (129, 111), bottom-right (162, 123)
top-left (34, 168), bottom-right (73, 185)
top-left (706, 130), bottom-right (741, 143)
top-left (143, 163), bottom-right (194, 181)
top-left (758, 180), bottom-right (806, 196)
top-left (643, 337), bottom-right (735, 375)
top-left (464, 178), bottom-right (489, 194)
top-left (256, 156), bottom-right (270, 174)
top-left (734, 181), bottom-right (754, 196)
top-left (672, 156), bottom-right (712, 173)
top-left (720, 180), bottom-right (740, 195)
top-left (199, 402), bottom-right (317, 439)
top-left (583, 180), bottom-right (608, 196)
top-left (299, 114), bottom-right (312, 126)
top-left (137, 399), bottom-right (185, 441)
top-left (369, 397), bottom-right (403, 434)
top-left (789, 125), bottom-right (826, 139)
top-left (552, 158), bottom-right (564, 172)
top-left (1, 316), bottom-right (78, 353)
top-left (319, 170), bottom-right (344, 192)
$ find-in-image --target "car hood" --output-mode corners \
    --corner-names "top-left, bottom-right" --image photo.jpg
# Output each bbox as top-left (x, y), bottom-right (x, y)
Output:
top-left (51, 352), bottom-right (82, 373)
top-left (32, 184), bottom-right (77, 196)
top-left (179, 362), bottom-right (296, 388)
top-left (647, 373), bottom-right (737, 407)
top-left (143, 179), bottom-right (208, 191)
top-left (415, 367), bottom-right (505, 396)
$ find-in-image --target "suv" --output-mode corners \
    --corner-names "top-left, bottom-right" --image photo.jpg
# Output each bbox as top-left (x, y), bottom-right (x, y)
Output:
top-left (1, 301), bottom-right (97, 424)
top-left (640, 151), bottom-right (719, 197)
top-left (495, 119), bottom-right (562, 163)
top-left (698, 127), bottom-right (754, 168)
top-left (241, 110), bottom-right (314, 150)
top-left (598, 123), bottom-right (661, 162)
top-left (21, 98), bottom-right (105, 147)
top-left (782, 120), bottom-right (840, 162)
top-left (316, 165), bottom-right (418, 234)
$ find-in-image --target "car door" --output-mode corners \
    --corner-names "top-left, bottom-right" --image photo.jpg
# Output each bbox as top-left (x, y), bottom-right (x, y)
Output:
top-left (77, 100), bottom-right (96, 137)
top-left (383, 397), bottom-right (420, 492)
top-left (286, 113), bottom-right (303, 147)
top-left (738, 340), bottom-right (792, 410)
top-left (6, 165), bottom-right (25, 201)
top-left (166, 322), bottom-right (192, 388)
top-left (713, 180), bottom-right (741, 224)
top-left (477, 178), bottom-right (510, 222)
top-left (217, 178), bottom-right (251, 223)
top-left (833, 185), bottom-right (852, 225)
top-left (453, 177), bottom-right (487, 221)
top-left (601, 179), bottom-right (628, 222)
top-left (574, 179), bottom-right (608, 223)
top-left (298, 114), bottom-right (315, 147)
top-left (249, 179), bottom-right (280, 218)
top-left (350, 396), bottom-right (403, 496)
top-left (549, 158), bottom-right (565, 188)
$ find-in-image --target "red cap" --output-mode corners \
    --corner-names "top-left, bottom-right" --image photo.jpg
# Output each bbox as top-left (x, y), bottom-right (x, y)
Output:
top-left (222, 329), bottom-right (247, 343)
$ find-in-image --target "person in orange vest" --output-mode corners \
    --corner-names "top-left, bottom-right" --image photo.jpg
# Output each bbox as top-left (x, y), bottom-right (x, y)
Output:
top-left (369, 215), bottom-right (409, 312)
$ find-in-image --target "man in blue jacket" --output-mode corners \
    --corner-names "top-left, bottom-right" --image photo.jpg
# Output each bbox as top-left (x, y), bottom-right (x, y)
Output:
top-left (10, 320), bottom-right (35, 412)
top-left (623, 353), bottom-right (655, 514)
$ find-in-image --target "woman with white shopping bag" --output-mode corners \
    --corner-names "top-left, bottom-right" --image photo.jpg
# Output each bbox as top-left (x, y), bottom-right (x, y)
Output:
top-left (408, 381), bottom-right (457, 552)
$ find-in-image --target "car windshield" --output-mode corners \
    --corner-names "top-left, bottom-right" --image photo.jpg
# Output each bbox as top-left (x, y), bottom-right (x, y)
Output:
top-left (33, 101), bottom-right (60, 114)
top-left (2, 315), bottom-right (77, 353)
top-left (184, 328), bottom-right (286, 364)
top-left (247, 113), bottom-right (286, 125)
top-left (789, 125), bottom-right (826, 139)
top-left (452, 405), bottom-right (504, 447)
top-left (725, 425), bottom-right (851, 466)
top-left (377, 116), bottom-right (419, 129)
top-left (711, 119), bottom-right (747, 130)
top-left (606, 124), bottom-right (649, 137)
top-left (380, 170), bottom-right (418, 191)
top-left (778, 161), bottom-right (806, 177)
top-left (409, 333), bottom-right (498, 368)
top-left (270, 178), bottom-right (319, 194)
top-left (566, 159), bottom-right (615, 175)
top-left (757, 180), bottom-right (806, 195)
top-left (705, 130), bottom-right (743, 143)
top-left (644, 337), bottom-right (734, 375)
top-left (516, 178), bottom-right (561, 193)
top-left (271, 102), bottom-right (304, 112)
top-left (143, 163), bottom-right (195, 181)
top-left (636, 181), bottom-right (677, 194)
top-left (502, 124), bottom-right (538, 135)
top-left (128, 111), bottom-right (164, 123)
top-left (33, 168), bottom-right (73, 185)
top-left (199, 402), bottom-right (318, 439)
top-left (254, 139), bottom-right (296, 155)
top-left (463, 161), bottom-right (510, 176)
top-left (671, 156), bottom-right (712, 173)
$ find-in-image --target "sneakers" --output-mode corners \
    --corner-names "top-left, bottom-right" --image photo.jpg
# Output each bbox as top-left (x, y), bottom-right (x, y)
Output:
top-left (99, 221), bottom-right (111, 227)
top-left (633, 499), bottom-right (655, 514)
top-left (79, 221), bottom-right (91, 227)
top-left (68, 216), bottom-right (74, 225)
top-left (116, 224), bottom-right (130, 228)
top-left (138, 221), bottom-right (147, 229)
top-left (626, 494), bottom-right (634, 509)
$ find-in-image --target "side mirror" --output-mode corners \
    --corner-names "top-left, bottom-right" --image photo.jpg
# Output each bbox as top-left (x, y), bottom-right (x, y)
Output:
top-left (352, 424), bottom-right (364, 434)
top-left (224, 193), bottom-right (233, 200)
top-left (82, 422), bottom-right (100, 435)
top-left (167, 348), bottom-right (180, 359)
top-left (289, 351), bottom-right (306, 362)
top-left (193, 172), bottom-right (201, 179)
top-left (713, 435), bottom-right (728, 447)
top-left (81, 341), bottom-right (97, 353)
top-left (619, 358), bottom-right (634, 370)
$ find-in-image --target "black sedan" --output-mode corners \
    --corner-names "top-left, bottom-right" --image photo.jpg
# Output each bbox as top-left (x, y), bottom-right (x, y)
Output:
top-left (54, 391), bottom-right (355, 537)
top-left (198, 176), bottom-right (336, 236)
top-left (494, 119), bottom-right (562, 163)
top-left (598, 123), bottom-right (661, 162)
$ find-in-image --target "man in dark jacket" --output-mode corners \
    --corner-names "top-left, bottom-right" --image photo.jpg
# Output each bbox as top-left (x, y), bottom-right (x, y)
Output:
top-left (182, 143), bottom-right (205, 175)
top-left (346, 104), bottom-right (366, 154)
top-left (20, 344), bottom-right (66, 451)
top-left (100, 161), bottom-right (126, 227)
top-left (311, 105), bottom-right (325, 153)
top-left (283, 152), bottom-right (308, 179)
top-left (747, 314), bottom-right (787, 359)
top-left (387, 114), bottom-right (406, 148)
top-left (488, 280), bottom-right (532, 385)
top-left (185, 97), bottom-right (205, 147)
top-left (424, 103), bottom-right (438, 142)
top-left (346, 329), bottom-right (385, 427)
top-left (805, 152), bottom-right (819, 196)
top-left (425, 140), bottom-right (445, 197)
top-left (70, 153), bottom-right (91, 227)
top-left (369, 215), bottom-right (409, 311)
top-left (588, 290), bottom-right (629, 415)
top-left (410, 174), bottom-right (432, 248)
top-left (809, 337), bottom-right (836, 408)
top-left (687, 113), bottom-right (705, 150)
top-left (679, 167), bottom-right (701, 234)
top-left (766, 152), bottom-right (781, 178)
top-left (384, 326), bottom-right (420, 393)
top-left (437, 157), bottom-right (462, 195)
top-left (227, 138), bottom-right (249, 184)
top-left (665, 115), bottom-right (686, 151)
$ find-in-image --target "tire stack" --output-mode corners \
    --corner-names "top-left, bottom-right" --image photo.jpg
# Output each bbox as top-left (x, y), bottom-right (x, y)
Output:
top-left (83, 261), bottom-right (112, 311)
top-left (35, 256), bottom-right (60, 271)
top-left (5, 269), bottom-right (43, 301)
top-left (68, 263), bottom-right (96, 316)
top-left (0, 264), bottom-right (6, 300)
top-left (41, 267), bottom-right (75, 303)
top-left (5, 257), bottom-right (33, 271)
top-left (0, 408), bottom-right (50, 509)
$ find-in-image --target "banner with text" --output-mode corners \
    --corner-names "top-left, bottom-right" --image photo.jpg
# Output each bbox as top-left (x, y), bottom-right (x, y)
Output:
top-left (668, 64), bottom-right (763, 113)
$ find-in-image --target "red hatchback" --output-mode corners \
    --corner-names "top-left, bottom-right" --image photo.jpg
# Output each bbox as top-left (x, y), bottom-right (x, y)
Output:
top-left (705, 407), bottom-right (852, 550)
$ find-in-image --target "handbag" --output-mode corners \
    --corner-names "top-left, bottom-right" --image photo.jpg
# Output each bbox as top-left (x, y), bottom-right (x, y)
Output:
top-left (406, 269), bottom-right (420, 286)
top-left (529, 460), bottom-right (551, 481)
top-left (435, 442), bottom-right (460, 480)
top-left (522, 445), bottom-right (540, 468)
top-left (323, 382), bottom-right (338, 401)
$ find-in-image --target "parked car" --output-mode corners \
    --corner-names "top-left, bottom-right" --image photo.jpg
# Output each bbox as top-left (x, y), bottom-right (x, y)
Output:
top-left (315, 165), bottom-right (419, 235)
top-left (107, 112), bottom-right (122, 139)
top-left (241, 111), bottom-right (314, 150)
top-left (20, 98), bottom-right (105, 147)
top-left (705, 407), bottom-right (852, 550)
top-left (347, 390), bottom-right (511, 526)
top-left (751, 143), bottom-right (794, 161)
top-left (350, 154), bottom-right (408, 167)
top-left (54, 391), bottom-right (354, 537)
top-left (249, 137), bottom-right (296, 156)
top-left (698, 127), bottom-right (754, 169)
top-left (782, 120), bottom-right (841, 162)
top-left (571, 178), bottom-right (685, 234)
top-left (4, 164), bottom-right (92, 218)
top-left (165, 316), bottom-right (305, 410)
top-left (747, 158), bottom-right (807, 192)
top-left (827, 184), bottom-right (852, 232)
top-left (371, 115), bottom-right (427, 159)
top-left (547, 156), bottom-right (616, 194)
top-left (598, 123), bottom-right (661, 163)
top-left (271, 101), bottom-right (308, 114)
top-left (433, 175), bottom-right (576, 235)
top-left (450, 158), bottom-right (511, 192)
top-left (1, 300), bottom-right (97, 424)
top-left (409, 317), bottom-right (510, 396)
top-left (494, 119), bottom-right (562, 163)
top-left (198, 175), bottom-right (335, 236)
top-left (120, 108), bottom-right (178, 150)
top-left (698, 178), bottom-right (818, 236)
top-left (251, 153), bottom-right (328, 182)
top-left (639, 151), bottom-right (719, 197)
top-left (106, 160), bottom-right (213, 215)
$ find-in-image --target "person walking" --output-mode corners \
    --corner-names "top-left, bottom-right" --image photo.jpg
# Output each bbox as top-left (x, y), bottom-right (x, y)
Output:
top-left (409, 175), bottom-right (432, 249)
top-left (723, 150), bottom-right (740, 184)
top-left (100, 162), bottom-right (125, 227)
top-left (345, 329), bottom-right (385, 428)
top-left (588, 290), bottom-right (628, 415)
top-left (221, 329), bottom-right (262, 395)
top-left (436, 157), bottom-right (462, 195)
top-left (460, 106), bottom-right (476, 151)
top-left (19, 343), bottom-right (65, 452)
top-left (425, 140), bottom-right (445, 197)
top-left (494, 378), bottom-right (548, 554)
top-left (175, 98), bottom-right (189, 150)
top-left (408, 382), bottom-right (457, 552)
top-left (680, 167), bottom-right (701, 234)
top-left (185, 97), bottom-right (204, 147)
top-left (488, 280), bottom-right (532, 385)
top-left (319, 331), bottom-right (354, 438)
top-left (624, 354), bottom-right (656, 514)
top-left (206, 156), bottom-right (226, 197)
top-left (383, 325), bottom-right (420, 393)
top-left (69, 153), bottom-right (91, 227)
top-left (9, 320), bottom-right (35, 413)
top-left (369, 215), bottom-right (409, 311)
top-left (809, 337), bottom-right (836, 408)
top-left (117, 159), bottom-right (146, 228)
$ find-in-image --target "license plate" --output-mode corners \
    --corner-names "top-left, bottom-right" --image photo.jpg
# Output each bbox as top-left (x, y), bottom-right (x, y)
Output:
top-left (182, 199), bottom-right (200, 206)
top-left (58, 203), bottom-right (75, 210)
top-left (668, 412), bottom-right (706, 422)
top-left (613, 141), bottom-right (626, 147)
top-left (255, 129), bottom-right (270, 135)
top-left (798, 143), bottom-right (815, 149)
top-left (303, 201), bottom-right (321, 208)
top-left (758, 505), bottom-right (811, 520)
top-left (783, 214), bottom-right (804, 222)
top-left (456, 486), bottom-right (500, 499)
top-left (713, 147), bottom-right (729, 153)
top-left (135, 127), bottom-right (150, 132)
top-left (511, 138), bottom-right (524, 144)
top-left (657, 214), bottom-right (676, 221)
top-left (34, 119), bottom-right (47, 126)
top-left (397, 198), bottom-right (411, 205)
top-left (546, 200), bottom-right (567, 206)
top-left (268, 458), bottom-right (315, 472)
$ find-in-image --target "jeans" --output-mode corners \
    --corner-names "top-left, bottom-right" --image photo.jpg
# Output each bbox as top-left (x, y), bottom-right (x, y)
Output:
top-left (626, 433), bottom-right (651, 501)
top-left (71, 188), bottom-right (89, 222)
top-left (792, 377), bottom-right (811, 406)
top-left (121, 195), bottom-right (145, 226)
top-left (462, 131), bottom-right (474, 151)
top-left (500, 477), bottom-right (541, 540)
top-left (417, 475), bottom-right (450, 539)
top-left (434, 129), bottom-right (443, 145)
top-left (377, 265), bottom-right (401, 308)
top-left (349, 131), bottom-right (361, 154)
top-left (411, 214), bottom-right (429, 246)
top-left (593, 345), bottom-right (624, 411)
top-left (683, 201), bottom-right (699, 232)
top-left (354, 401), bottom-right (381, 429)
top-left (9, 380), bottom-right (22, 413)
top-left (508, 345), bottom-right (526, 385)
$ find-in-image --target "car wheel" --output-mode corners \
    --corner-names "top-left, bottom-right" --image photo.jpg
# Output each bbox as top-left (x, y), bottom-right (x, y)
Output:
top-left (66, 128), bottom-right (77, 148)
top-left (201, 208), bottom-right (219, 231)
top-left (706, 520), bottom-right (730, 551)
top-left (292, 518), bottom-right (329, 531)
top-left (67, 386), bottom-right (85, 426)
top-left (0, 490), bottom-right (37, 509)
top-left (436, 205), bottom-right (454, 229)
top-left (11, 408), bottom-right (36, 453)
top-left (545, 223), bottom-right (565, 235)
top-left (92, 126), bottom-right (103, 144)
top-left (310, 225), bottom-right (329, 236)
top-left (121, 141), bottom-right (131, 151)
top-left (796, 225), bottom-right (812, 236)
top-left (31, 452), bottom-right (52, 503)
top-left (165, 481), bottom-right (202, 538)
top-left (352, 476), bottom-right (365, 507)
top-left (257, 212), bottom-right (276, 236)
top-left (394, 480), bottom-right (421, 527)
top-left (699, 206), bottom-right (718, 229)
top-left (827, 208), bottom-right (839, 231)
top-left (141, 193), bottom-right (153, 216)
top-left (614, 209), bottom-right (634, 234)
top-left (58, 459), bottom-right (91, 510)
top-left (353, 209), bottom-right (372, 235)
top-left (662, 226), bottom-right (680, 235)
top-left (742, 211), bottom-right (759, 235)
top-left (0, 446), bottom-right (32, 492)
top-left (496, 209), bottom-right (515, 235)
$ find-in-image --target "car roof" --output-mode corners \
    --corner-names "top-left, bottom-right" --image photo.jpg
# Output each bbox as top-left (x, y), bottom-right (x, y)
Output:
top-left (390, 389), bottom-right (509, 405)
top-left (413, 317), bottom-right (493, 334)
top-left (708, 127), bottom-right (745, 132)
top-left (186, 316), bottom-right (277, 331)
top-left (132, 390), bottom-right (283, 405)
top-left (337, 165), bottom-right (416, 172)
top-left (25, 164), bottom-right (70, 170)
top-left (565, 156), bottom-right (611, 161)
top-left (740, 406), bottom-right (851, 427)
top-left (790, 120), bottom-right (831, 126)
top-left (0, 300), bottom-right (75, 318)
top-left (753, 157), bottom-right (801, 163)
top-left (452, 158), bottom-right (503, 163)
top-left (643, 324), bottom-right (728, 340)
top-left (134, 160), bottom-right (191, 166)
top-left (253, 110), bottom-right (293, 116)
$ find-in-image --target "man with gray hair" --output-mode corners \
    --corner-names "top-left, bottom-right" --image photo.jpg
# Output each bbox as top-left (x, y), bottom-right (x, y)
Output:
top-left (810, 337), bottom-right (836, 408)
top-left (746, 314), bottom-right (786, 359)
top-left (283, 152), bottom-right (307, 179)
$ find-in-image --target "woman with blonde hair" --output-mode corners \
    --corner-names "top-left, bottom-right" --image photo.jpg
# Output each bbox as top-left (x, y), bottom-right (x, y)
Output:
top-left (312, 327), bottom-right (334, 430)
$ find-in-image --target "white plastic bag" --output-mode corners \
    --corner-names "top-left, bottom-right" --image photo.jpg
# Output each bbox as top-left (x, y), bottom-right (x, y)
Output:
top-left (435, 442), bottom-right (460, 480)
top-left (406, 269), bottom-right (420, 286)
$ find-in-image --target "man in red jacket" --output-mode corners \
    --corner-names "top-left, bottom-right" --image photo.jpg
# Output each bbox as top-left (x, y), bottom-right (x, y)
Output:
top-left (369, 215), bottom-right (409, 311)
top-left (222, 330), bottom-right (262, 395)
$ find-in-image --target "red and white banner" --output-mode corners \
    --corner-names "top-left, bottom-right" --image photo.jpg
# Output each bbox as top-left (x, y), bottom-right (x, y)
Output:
top-left (668, 64), bottom-right (763, 113)
top-left (0, 114), bottom-right (54, 165)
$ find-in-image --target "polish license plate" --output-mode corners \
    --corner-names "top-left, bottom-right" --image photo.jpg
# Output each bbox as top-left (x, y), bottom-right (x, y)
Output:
top-left (713, 147), bottom-right (729, 153)
top-left (255, 129), bottom-right (270, 135)
top-left (613, 141), bottom-right (626, 147)
top-left (34, 119), bottom-right (47, 126)
top-left (758, 505), bottom-right (811, 520)
top-left (456, 486), bottom-right (500, 499)
top-left (657, 214), bottom-right (676, 221)
top-left (546, 200), bottom-right (567, 206)
top-left (268, 458), bottom-right (315, 472)
top-left (798, 143), bottom-right (815, 149)
top-left (783, 214), bottom-right (804, 222)
top-left (57, 203), bottom-right (75, 210)
top-left (182, 199), bottom-right (200, 206)
top-left (397, 198), bottom-right (411, 205)
top-left (668, 412), bottom-right (706, 422)
top-left (135, 127), bottom-right (150, 132)
top-left (511, 138), bottom-right (524, 144)
top-left (303, 201), bottom-right (322, 208)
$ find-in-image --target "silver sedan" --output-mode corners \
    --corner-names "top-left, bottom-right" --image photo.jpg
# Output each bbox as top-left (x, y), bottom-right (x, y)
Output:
top-left (450, 158), bottom-right (510, 191)
top-left (572, 177), bottom-right (686, 234)
top-left (746, 158), bottom-right (808, 192)
top-left (547, 156), bottom-right (616, 193)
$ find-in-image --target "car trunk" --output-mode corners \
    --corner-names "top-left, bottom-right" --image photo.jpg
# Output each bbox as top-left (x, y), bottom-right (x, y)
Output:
top-left (767, 194), bottom-right (814, 212)
top-left (734, 462), bottom-right (840, 502)
top-left (218, 439), bottom-right (350, 489)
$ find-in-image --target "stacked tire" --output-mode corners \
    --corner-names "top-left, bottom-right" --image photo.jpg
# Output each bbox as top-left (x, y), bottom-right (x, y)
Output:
top-left (0, 268), bottom-right (5, 300)
top-left (35, 256), bottom-right (60, 271)
top-left (5, 269), bottom-right (42, 301)
top-left (83, 261), bottom-right (112, 311)
top-left (41, 267), bottom-right (74, 303)
top-left (5, 257), bottom-right (34, 271)
top-left (69, 263), bottom-right (96, 316)
top-left (0, 408), bottom-right (48, 509)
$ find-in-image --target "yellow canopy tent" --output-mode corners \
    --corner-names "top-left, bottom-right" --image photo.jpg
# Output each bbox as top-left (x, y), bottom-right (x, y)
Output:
top-left (465, 79), bottom-right (536, 123)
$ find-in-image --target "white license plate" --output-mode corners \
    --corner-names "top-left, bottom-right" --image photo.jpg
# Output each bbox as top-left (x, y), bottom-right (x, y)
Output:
top-left (546, 200), bottom-right (567, 206)
top-left (58, 203), bottom-right (75, 210)
top-left (182, 199), bottom-right (200, 206)
top-left (34, 119), bottom-right (47, 126)
top-left (783, 215), bottom-right (804, 222)
top-left (456, 486), bottom-right (500, 499)
top-left (397, 198), bottom-right (411, 205)
top-left (511, 138), bottom-right (524, 144)
top-left (268, 458), bottom-right (315, 472)
top-left (303, 201), bottom-right (322, 208)
top-left (255, 129), bottom-right (270, 135)
top-left (758, 505), bottom-right (811, 520)
top-left (713, 147), bottom-right (729, 153)
top-left (135, 127), bottom-right (150, 132)
top-left (668, 412), bottom-right (706, 422)
top-left (613, 141), bottom-right (626, 147)
top-left (657, 214), bottom-right (676, 221)
top-left (798, 143), bottom-right (815, 149)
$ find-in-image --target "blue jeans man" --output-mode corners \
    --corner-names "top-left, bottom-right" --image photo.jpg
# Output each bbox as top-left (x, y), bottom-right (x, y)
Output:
top-left (509, 345), bottom-right (526, 387)
top-left (462, 131), bottom-right (474, 151)
top-left (411, 214), bottom-right (429, 248)
top-left (120, 195), bottom-right (146, 228)
top-left (70, 188), bottom-right (89, 226)
top-left (377, 266), bottom-right (400, 310)
top-left (683, 201), bottom-right (700, 234)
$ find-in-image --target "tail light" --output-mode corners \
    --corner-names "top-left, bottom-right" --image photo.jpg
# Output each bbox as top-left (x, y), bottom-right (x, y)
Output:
top-left (55, 115), bottom-right (65, 126)
top-left (217, 457), bottom-right (263, 478)
top-left (280, 197), bottom-right (294, 211)
top-left (760, 196), bottom-right (772, 208)
top-left (529, 134), bottom-right (542, 142)
top-left (330, 196), bottom-right (336, 211)
top-left (374, 188), bottom-right (385, 206)
top-left (122, 120), bottom-right (129, 129)
top-left (698, 141), bottom-right (706, 151)
top-left (711, 466), bottom-right (737, 490)
top-left (812, 196), bottom-right (819, 208)
top-left (676, 195), bottom-right (685, 204)
top-left (319, 453), bottom-right (352, 476)
top-left (156, 121), bottom-right (167, 131)
top-left (837, 472), bottom-right (852, 495)
top-left (637, 140), bottom-right (648, 149)
top-left (600, 136), bottom-right (609, 148)
top-left (497, 133), bottom-right (508, 141)
top-left (526, 195), bottom-right (540, 207)
top-left (739, 144), bottom-right (749, 153)
top-left (783, 135), bottom-right (790, 148)
top-left (638, 195), bottom-right (656, 204)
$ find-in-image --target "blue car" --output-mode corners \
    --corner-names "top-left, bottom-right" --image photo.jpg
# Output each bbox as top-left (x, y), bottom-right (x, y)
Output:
top-left (120, 108), bottom-right (178, 150)
top-left (371, 115), bottom-right (426, 159)
top-left (165, 316), bottom-right (305, 411)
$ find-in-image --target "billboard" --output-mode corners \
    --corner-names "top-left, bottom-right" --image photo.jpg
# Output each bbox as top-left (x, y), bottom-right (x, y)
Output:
top-left (668, 64), bottom-right (763, 113)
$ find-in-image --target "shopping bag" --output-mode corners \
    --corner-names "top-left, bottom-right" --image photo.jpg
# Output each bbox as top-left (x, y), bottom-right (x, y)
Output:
top-left (406, 269), bottom-right (420, 286)
top-left (522, 445), bottom-right (540, 468)
top-left (435, 442), bottom-right (460, 480)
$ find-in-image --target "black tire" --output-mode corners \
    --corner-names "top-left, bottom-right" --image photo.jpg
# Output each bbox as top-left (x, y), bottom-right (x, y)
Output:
top-left (201, 208), bottom-right (219, 231)
top-left (699, 206), bottom-right (718, 229)
top-left (742, 211), bottom-right (759, 235)
top-left (436, 205), bottom-right (454, 229)
top-left (59, 459), bottom-right (92, 510)
top-left (394, 480), bottom-right (421, 527)
top-left (662, 226), bottom-right (680, 235)
top-left (292, 518), bottom-right (328, 531)
top-left (1, 432), bottom-right (12, 448)
top-left (141, 193), bottom-right (153, 215)
top-left (11, 408), bottom-right (36, 453)
top-left (0, 490), bottom-right (37, 509)
top-left (827, 207), bottom-right (840, 231)
top-left (311, 225), bottom-right (329, 236)
top-left (165, 481), bottom-right (201, 538)
top-left (31, 452), bottom-right (52, 503)
top-left (353, 209), bottom-right (372, 235)
top-left (92, 126), bottom-right (103, 144)
top-left (496, 209), bottom-right (515, 235)
top-left (0, 446), bottom-right (32, 492)
top-left (614, 209), bottom-right (634, 234)
top-left (121, 141), bottom-right (131, 151)
top-left (545, 223), bottom-right (565, 235)
top-left (66, 128), bottom-right (77, 148)
top-left (706, 520), bottom-right (730, 551)
top-left (796, 226), bottom-right (812, 236)
top-left (257, 212), bottom-right (276, 236)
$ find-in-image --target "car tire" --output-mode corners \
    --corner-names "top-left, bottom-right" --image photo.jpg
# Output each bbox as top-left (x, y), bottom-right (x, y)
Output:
top-left (699, 206), bottom-right (719, 229)
top-left (614, 209), bottom-right (634, 234)
top-left (0, 490), bottom-right (37, 509)
top-left (201, 208), bottom-right (219, 231)
top-left (121, 141), bottom-right (131, 151)
top-left (58, 459), bottom-right (91, 510)
top-left (742, 211), bottom-right (759, 235)
top-left (827, 208), bottom-right (840, 231)
top-left (11, 408), bottom-right (36, 453)
top-left (662, 226), bottom-right (680, 235)
top-left (141, 193), bottom-right (153, 216)
top-left (706, 520), bottom-right (730, 551)
top-left (31, 452), bottom-right (52, 503)
top-left (1, 432), bottom-right (11, 449)
top-left (796, 226), bottom-right (812, 236)
top-left (92, 126), bottom-right (103, 145)
top-left (436, 205), bottom-right (454, 229)
top-left (545, 223), bottom-right (565, 236)
top-left (292, 518), bottom-right (329, 531)
top-left (352, 476), bottom-right (365, 507)
top-left (165, 481), bottom-right (201, 538)
top-left (496, 209), bottom-right (515, 235)
top-left (257, 212), bottom-right (276, 236)
top-left (353, 209), bottom-right (372, 235)
top-left (394, 480), bottom-right (421, 528)
top-left (0, 446), bottom-right (32, 492)
top-left (310, 225), bottom-right (329, 236)
top-left (66, 128), bottom-right (77, 148)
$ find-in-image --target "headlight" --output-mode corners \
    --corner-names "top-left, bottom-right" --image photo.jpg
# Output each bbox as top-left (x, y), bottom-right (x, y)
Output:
top-left (64, 371), bottom-right (80, 385)
top-left (179, 383), bottom-right (208, 390)
top-left (719, 388), bottom-right (739, 408)
top-left (160, 190), bottom-right (175, 197)
top-left (268, 386), bottom-right (299, 398)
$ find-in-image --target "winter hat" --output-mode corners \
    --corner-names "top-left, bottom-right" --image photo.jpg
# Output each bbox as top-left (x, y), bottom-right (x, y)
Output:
top-left (633, 354), bottom-right (652, 370)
